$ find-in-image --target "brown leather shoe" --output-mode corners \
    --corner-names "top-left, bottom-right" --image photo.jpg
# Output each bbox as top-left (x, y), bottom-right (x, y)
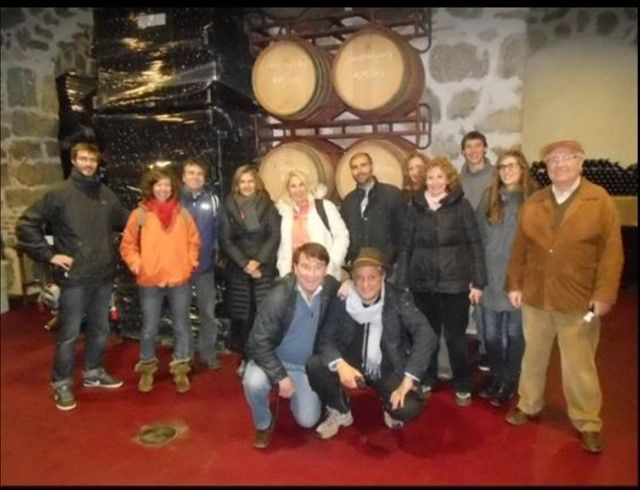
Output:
top-left (581, 431), bottom-right (603, 454)
top-left (253, 397), bottom-right (280, 449)
top-left (505, 407), bottom-right (539, 426)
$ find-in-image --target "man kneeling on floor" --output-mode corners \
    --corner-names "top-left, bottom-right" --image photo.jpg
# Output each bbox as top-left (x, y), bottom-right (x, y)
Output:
top-left (307, 247), bottom-right (437, 439)
top-left (242, 242), bottom-right (339, 449)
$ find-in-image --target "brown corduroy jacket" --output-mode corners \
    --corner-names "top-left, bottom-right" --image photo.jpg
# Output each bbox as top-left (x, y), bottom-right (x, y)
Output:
top-left (506, 179), bottom-right (623, 314)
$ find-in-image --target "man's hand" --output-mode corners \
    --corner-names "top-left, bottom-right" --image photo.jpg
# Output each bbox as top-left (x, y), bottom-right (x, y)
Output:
top-left (50, 254), bottom-right (73, 271)
top-left (590, 299), bottom-right (613, 317)
top-left (336, 360), bottom-right (364, 389)
top-left (278, 376), bottom-right (295, 398)
top-left (390, 376), bottom-right (415, 410)
top-left (508, 290), bottom-right (522, 309)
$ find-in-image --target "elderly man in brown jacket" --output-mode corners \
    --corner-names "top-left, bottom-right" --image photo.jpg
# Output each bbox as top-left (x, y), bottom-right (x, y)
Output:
top-left (504, 140), bottom-right (623, 454)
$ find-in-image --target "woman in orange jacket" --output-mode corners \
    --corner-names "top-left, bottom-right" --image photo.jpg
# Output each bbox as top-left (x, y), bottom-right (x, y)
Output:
top-left (120, 165), bottom-right (200, 394)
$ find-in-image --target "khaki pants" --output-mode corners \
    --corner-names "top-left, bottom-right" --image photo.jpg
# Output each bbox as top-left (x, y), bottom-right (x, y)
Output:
top-left (517, 304), bottom-right (602, 432)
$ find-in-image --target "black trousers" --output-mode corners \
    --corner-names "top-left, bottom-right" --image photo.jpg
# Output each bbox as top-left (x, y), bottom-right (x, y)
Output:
top-left (306, 355), bottom-right (424, 422)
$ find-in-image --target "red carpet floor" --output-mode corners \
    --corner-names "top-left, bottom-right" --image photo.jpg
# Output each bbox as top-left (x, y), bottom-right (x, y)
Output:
top-left (1, 286), bottom-right (637, 486)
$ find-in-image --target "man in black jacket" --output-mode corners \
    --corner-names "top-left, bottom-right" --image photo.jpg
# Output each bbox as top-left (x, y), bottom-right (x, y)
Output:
top-left (242, 242), bottom-right (339, 449)
top-left (340, 152), bottom-right (406, 274)
top-left (306, 248), bottom-right (437, 439)
top-left (16, 142), bottom-right (129, 411)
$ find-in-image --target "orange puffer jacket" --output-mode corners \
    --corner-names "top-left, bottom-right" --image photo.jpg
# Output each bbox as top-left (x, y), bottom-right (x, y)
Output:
top-left (120, 205), bottom-right (200, 287)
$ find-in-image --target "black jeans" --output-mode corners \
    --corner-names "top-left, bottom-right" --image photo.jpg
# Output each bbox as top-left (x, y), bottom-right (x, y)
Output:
top-left (306, 355), bottom-right (424, 422)
top-left (412, 291), bottom-right (471, 393)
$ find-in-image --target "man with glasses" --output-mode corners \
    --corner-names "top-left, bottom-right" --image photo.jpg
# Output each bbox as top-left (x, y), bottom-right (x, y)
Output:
top-left (16, 142), bottom-right (130, 411)
top-left (505, 140), bottom-right (624, 454)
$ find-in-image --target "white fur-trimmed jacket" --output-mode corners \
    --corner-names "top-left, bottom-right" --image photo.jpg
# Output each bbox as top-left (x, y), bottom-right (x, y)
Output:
top-left (275, 193), bottom-right (349, 280)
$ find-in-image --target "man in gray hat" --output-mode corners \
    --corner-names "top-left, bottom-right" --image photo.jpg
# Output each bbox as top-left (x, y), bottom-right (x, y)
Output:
top-left (306, 247), bottom-right (437, 439)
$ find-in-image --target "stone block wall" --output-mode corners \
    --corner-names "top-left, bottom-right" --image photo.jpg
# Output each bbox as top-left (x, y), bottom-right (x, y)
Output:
top-left (1, 7), bottom-right (93, 246)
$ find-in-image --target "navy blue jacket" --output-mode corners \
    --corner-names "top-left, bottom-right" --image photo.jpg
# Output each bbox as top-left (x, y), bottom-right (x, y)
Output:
top-left (181, 188), bottom-right (220, 276)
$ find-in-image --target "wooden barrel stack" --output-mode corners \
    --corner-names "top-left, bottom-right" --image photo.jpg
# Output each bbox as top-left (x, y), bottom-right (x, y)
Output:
top-left (251, 17), bottom-right (426, 201)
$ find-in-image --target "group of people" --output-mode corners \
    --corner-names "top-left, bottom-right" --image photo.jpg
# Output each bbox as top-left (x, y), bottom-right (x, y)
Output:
top-left (16, 130), bottom-right (623, 455)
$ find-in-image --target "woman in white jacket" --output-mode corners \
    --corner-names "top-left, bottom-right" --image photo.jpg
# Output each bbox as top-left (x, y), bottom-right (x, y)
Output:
top-left (275, 170), bottom-right (349, 280)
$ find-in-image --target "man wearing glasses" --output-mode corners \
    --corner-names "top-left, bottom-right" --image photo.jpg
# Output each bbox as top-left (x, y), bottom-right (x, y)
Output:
top-left (16, 142), bottom-right (130, 411)
top-left (505, 140), bottom-right (624, 454)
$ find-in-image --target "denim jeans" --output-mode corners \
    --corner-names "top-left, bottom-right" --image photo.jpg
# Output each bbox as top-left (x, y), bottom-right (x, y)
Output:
top-left (191, 271), bottom-right (217, 363)
top-left (139, 284), bottom-right (192, 362)
top-left (52, 281), bottom-right (112, 385)
top-left (472, 303), bottom-right (487, 356)
top-left (482, 307), bottom-right (524, 384)
top-left (242, 359), bottom-right (321, 430)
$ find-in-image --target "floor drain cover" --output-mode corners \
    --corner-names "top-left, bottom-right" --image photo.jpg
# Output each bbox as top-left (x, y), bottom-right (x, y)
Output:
top-left (137, 424), bottom-right (179, 446)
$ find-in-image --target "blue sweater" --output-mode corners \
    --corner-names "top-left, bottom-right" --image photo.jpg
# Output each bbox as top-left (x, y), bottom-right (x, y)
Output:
top-left (180, 188), bottom-right (219, 276)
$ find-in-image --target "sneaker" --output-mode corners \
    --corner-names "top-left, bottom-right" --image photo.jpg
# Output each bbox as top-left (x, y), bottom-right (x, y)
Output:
top-left (316, 407), bottom-right (354, 440)
top-left (236, 359), bottom-right (246, 378)
top-left (455, 391), bottom-right (472, 407)
top-left (490, 384), bottom-right (515, 407)
top-left (478, 355), bottom-right (490, 372)
top-left (53, 384), bottom-right (77, 411)
top-left (383, 411), bottom-right (404, 430)
top-left (83, 369), bottom-right (124, 389)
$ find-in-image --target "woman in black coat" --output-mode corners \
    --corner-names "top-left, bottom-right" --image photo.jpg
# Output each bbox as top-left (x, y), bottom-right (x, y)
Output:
top-left (396, 157), bottom-right (486, 407)
top-left (220, 164), bottom-right (281, 375)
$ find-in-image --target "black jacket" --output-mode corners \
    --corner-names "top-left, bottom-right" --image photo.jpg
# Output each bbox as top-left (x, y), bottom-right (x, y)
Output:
top-left (317, 282), bottom-right (437, 382)
top-left (396, 186), bottom-right (487, 294)
top-left (15, 170), bottom-right (129, 287)
top-left (340, 180), bottom-right (406, 266)
top-left (220, 193), bottom-right (280, 274)
top-left (245, 274), bottom-right (340, 384)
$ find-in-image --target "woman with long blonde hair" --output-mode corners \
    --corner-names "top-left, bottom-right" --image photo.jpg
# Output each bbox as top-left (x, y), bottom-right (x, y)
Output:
top-left (275, 170), bottom-right (349, 279)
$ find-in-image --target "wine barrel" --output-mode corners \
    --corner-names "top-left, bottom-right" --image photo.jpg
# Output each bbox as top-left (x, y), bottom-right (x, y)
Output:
top-left (335, 135), bottom-right (415, 199)
top-left (252, 39), bottom-right (343, 122)
top-left (259, 139), bottom-right (343, 201)
top-left (332, 25), bottom-right (425, 117)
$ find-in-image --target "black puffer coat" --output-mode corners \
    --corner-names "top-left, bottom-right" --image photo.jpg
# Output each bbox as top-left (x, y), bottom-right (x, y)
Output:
top-left (396, 186), bottom-right (487, 294)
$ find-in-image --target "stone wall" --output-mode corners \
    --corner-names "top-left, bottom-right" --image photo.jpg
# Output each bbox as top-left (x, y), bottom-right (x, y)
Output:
top-left (1, 7), bottom-right (93, 246)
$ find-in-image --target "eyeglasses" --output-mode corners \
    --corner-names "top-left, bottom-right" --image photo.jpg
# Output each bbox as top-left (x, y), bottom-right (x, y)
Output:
top-left (497, 162), bottom-right (520, 171)
top-left (544, 153), bottom-right (580, 165)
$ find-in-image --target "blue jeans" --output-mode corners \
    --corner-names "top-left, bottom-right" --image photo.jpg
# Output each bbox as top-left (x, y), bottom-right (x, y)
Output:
top-left (139, 284), bottom-right (192, 362)
top-left (191, 271), bottom-right (217, 363)
top-left (482, 308), bottom-right (524, 384)
top-left (242, 360), bottom-right (321, 430)
top-left (52, 281), bottom-right (112, 385)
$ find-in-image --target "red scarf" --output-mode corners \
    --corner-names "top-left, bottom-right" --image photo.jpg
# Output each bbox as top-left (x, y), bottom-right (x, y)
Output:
top-left (145, 198), bottom-right (179, 229)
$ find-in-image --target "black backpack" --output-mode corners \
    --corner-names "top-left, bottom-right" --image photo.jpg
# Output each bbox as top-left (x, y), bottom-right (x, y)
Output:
top-left (315, 199), bottom-right (331, 233)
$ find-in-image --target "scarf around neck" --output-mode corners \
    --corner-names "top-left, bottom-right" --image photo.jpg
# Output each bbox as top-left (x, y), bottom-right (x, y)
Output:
top-left (235, 194), bottom-right (261, 233)
top-left (345, 282), bottom-right (385, 380)
top-left (145, 198), bottom-right (179, 230)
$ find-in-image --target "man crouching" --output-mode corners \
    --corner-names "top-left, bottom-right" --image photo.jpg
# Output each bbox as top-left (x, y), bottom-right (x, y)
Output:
top-left (242, 242), bottom-right (338, 449)
top-left (307, 247), bottom-right (437, 439)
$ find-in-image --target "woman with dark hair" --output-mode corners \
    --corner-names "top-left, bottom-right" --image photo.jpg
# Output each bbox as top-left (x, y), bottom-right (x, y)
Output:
top-left (403, 151), bottom-right (429, 200)
top-left (220, 164), bottom-right (281, 376)
top-left (397, 157), bottom-right (487, 407)
top-left (120, 165), bottom-right (200, 394)
top-left (476, 149), bottom-right (537, 406)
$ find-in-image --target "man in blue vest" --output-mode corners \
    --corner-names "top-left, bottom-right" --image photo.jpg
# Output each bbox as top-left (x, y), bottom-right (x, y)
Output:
top-left (181, 158), bottom-right (221, 370)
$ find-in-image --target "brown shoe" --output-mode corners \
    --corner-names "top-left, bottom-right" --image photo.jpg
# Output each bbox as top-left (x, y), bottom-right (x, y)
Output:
top-left (505, 407), bottom-right (539, 426)
top-left (581, 431), bottom-right (603, 454)
top-left (253, 397), bottom-right (280, 449)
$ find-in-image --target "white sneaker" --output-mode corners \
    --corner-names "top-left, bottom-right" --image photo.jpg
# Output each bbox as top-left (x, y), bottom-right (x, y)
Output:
top-left (383, 411), bottom-right (404, 430)
top-left (316, 407), bottom-right (353, 439)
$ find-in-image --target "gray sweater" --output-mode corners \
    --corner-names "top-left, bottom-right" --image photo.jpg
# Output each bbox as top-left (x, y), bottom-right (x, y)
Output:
top-left (459, 158), bottom-right (496, 210)
top-left (476, 188), bottom-right (523, 312)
